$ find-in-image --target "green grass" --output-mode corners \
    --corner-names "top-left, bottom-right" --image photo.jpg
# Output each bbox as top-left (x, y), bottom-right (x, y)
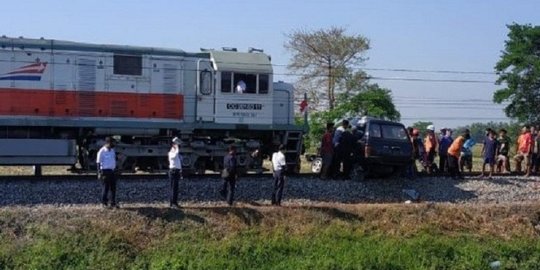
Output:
top-left (1, 204), bottom-right (539, 269)
top-left (135, 228), bottom-right (540, 270)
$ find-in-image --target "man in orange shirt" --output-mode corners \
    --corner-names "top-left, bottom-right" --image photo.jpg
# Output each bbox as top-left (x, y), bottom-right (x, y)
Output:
top-left (447, 132), bottom-right (469, 180)
top-left (514, 125), bottom-right (533, 177)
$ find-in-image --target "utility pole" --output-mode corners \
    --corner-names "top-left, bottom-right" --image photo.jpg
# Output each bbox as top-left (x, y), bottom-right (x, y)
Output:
top-left (328, 58), bottom-right (333, 110)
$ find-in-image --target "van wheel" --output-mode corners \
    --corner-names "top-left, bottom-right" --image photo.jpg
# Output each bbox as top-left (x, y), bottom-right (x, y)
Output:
top-left (350, 164), bottom-right (366, 181)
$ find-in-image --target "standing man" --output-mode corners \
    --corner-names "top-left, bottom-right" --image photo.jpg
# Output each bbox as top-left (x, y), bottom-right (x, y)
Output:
top-left (332, 119), bottom-right (349, 177)
top-left (168, 137), bottom-right (183, 208)
top-left (514, 125), bottom-right (533, 177)
top-left (96, 137), bottom-right (118, 208)
top-left (480, 130), bottom-right (499, 179)
top-left (447, 133), bottom-right (468, 180)
top-left (496, 129), bottom-right (511, 173)
top-left (319, 123), bottom-right (334, 179)
top-left (408, 128), bottom-right (423, 179)
top-left (221, 145), bottom-right (238, 206)
top-left (424, 125), bottom-right (438, 174)
top-left (340, 125), bottom-right (356, 179)
top-left (271, 144), bottom-right (287, 206)
top-left (438, 128), bottom-right (453, 174)
top-left (460, 129), bottom-right (476, 173)
top-left (532, 127), bottom-right (540, 174)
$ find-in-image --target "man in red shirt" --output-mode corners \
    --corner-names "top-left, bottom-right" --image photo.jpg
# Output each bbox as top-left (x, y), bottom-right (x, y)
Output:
top-left (514, 125), bottom-right (533, 177)
top-left (320, 123), bottom-right (334, 179)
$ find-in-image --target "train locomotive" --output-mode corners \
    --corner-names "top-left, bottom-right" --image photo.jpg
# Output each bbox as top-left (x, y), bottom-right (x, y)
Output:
top-left (0, 36), bottom-right (304, 175)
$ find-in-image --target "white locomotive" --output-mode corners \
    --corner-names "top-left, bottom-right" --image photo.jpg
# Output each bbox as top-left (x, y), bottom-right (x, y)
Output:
top-left (0, 36), bottom-right (303, 175)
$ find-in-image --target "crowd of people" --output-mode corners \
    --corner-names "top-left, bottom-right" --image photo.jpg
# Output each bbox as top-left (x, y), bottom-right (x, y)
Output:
top-left (92, 123), bottom-right (540, 209)
top-left (319, 120), bottom-right (363, 180)
top-left (408, 124), bottom-right (540, 180)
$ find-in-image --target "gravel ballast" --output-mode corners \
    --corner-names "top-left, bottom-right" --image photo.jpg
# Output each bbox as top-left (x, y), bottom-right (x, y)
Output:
top-left (1, 175), bottom-right (539, 206)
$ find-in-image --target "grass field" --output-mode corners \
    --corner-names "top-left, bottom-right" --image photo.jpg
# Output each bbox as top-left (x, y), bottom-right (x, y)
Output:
top-left (1, 203), bottom-right (540, 269)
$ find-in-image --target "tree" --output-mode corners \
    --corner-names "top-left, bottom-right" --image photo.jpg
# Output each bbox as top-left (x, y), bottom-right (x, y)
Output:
top-left (285, 27), bottom-right (370, 110)
top-left (493, 23), bottom-right (540, 123)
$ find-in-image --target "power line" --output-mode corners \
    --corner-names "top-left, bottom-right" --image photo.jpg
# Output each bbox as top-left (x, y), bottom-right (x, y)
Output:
top-left (401, 117), bottom-right (510, 121)
top-left (0, 57), bottom-right (499, 85)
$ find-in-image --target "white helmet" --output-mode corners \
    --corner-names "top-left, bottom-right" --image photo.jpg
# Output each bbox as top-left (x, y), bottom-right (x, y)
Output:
top-left (426, 125), bottom-right (435, 131)
top-left (172, 137), bottom-right (181, 145)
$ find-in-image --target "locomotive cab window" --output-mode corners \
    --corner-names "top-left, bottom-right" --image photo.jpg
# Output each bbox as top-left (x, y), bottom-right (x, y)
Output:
top-left (221, 72), bottom-right (269, 94)
top-left (200, 70), bottom-right (212, 95)
top-left (113, 54), bottom-right (142, 75)
top-left (233, 73), bottom-right (257, 94)
top-left (221, 72), bottom-right (232, 93)
top-left (258, 74), bottom-right (269, 94)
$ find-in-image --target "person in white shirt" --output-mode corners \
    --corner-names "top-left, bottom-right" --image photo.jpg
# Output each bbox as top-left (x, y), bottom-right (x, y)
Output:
top-left (271, 144), bottom-right (287, 206)
top-left (235, 80), bottom-right (246, 93)
top-left (168, 137), bottom-right (183, 208)
top-left (96, 137), bottom-right (118, 208)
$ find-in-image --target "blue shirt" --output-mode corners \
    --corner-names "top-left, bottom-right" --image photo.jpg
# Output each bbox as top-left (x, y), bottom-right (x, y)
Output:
top-left (223, 152), bottom-right (237, 177)
top-left (483, 138), bottom-right (499, 159)
top-left (461, 138), bottom-right (476, 156)
top-left (439, 136), bottom-right (453, 155)
top-left (332, 127), bottom-right (344, 147)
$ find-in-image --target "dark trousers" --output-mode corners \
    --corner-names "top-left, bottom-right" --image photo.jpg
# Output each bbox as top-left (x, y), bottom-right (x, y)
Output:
top-left (332, 149), bottom-right (348, 177)
top-left (448, 155), bottom-right (462, 179)
top-left (342, 152), bottom-right (353, 178)
top-left (221, 176), bottom-right (236, 205)
top-left (101, 169), bottom-right (117, 205)
top-left (439, 154), bottom-right (448, 173)
top-left (169, 169), bottom-right (181, 205)
top-left (272, 170), bottom-right (285, 205)
top-left (532, 153), bottom-right (540, 173)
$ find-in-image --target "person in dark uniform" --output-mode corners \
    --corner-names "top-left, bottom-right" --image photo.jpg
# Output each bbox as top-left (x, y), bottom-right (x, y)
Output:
top-left (271, 144), bottom-right (287, 206)
top-left (340, 125), bottom-right (356, 179)
top-left (332, 119), bottom-right (350, 178)
top-left (168, 137), bottom-right (183, 208)
top-left (96, 137), bottom-right (118, 208)
top-left (220, 145), bottom-right (238, 206)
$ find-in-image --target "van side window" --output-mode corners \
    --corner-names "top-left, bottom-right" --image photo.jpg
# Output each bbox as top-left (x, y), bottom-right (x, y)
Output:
top-left (369, 124), bottom-right (382, 138)
top-left (221, 72), bottom-right (232, 93)
top-left (113, 55), bottom-right (142, 75)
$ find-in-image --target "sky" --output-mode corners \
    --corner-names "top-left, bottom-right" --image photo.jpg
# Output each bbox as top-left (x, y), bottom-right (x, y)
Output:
top-left (2, 0), bottom-right (539, 128)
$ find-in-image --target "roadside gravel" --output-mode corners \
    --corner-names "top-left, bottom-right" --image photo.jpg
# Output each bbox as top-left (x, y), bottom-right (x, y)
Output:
top-left (0, 175), bottom-right (539, 207)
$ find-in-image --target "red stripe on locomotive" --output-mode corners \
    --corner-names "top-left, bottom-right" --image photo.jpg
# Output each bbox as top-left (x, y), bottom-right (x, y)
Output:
top-left (0, 88), bottom-right (183, 119)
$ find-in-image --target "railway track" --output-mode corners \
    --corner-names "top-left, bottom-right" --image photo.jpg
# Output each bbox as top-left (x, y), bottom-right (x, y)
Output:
top-left (0, 170), bottom-right (530, 182)
top-left (0, 172), bottom-right (320, 181)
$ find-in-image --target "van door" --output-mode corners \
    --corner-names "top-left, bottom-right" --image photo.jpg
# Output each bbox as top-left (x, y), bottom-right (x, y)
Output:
top-left (196, 60), bottom-right (214, 122)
